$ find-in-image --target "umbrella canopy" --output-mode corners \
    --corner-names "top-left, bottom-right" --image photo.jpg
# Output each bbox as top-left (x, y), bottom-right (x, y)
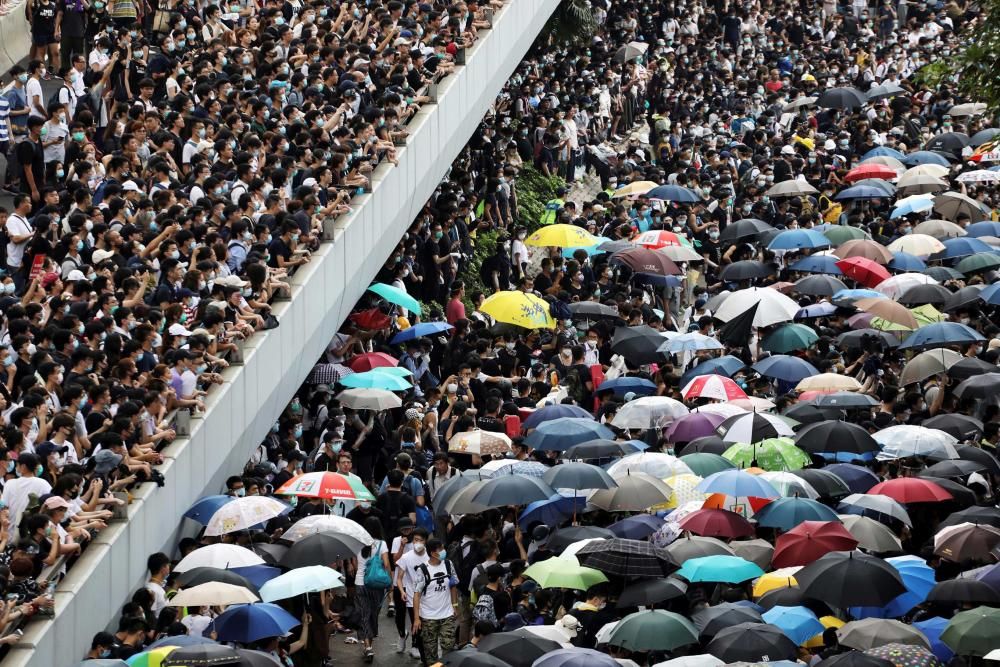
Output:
top-left (676, 554), bottom-right (764, 583)
top-left (203, 496), bottom-right (289, 536)
top-left (167, 582), bottom-right (258, 607)
top-left (874, 425), bottom-right (959, 460)
top-left (480, 291), bottom-right (556, 329)
top-left (339, 369), bottom-right (413, 391)
top-left (818, 86), bottom-right (866, 109)
top-left (608, 452), bottom-right (692, 478)
top-left (561, 439), bottom-right (643, 460)
top-left (795, 551), bottom-right (907, 607)
top-left (543, 462), bottom-right (617, 491)
top-left (664, 534), bottom-right (736, 565)
top-left (899, 321), bottom-right (985, 350)
top-left (713, 287), bottom-right (800, 327)
top-left (707, 622), bottom-right (798, 661)
top-left (595, 376), bottom-right (657, 397)
top-left (521, 404), bottom-right (594, 429)
top-left (160, 646), bottom-right (242, 666)
top-left (174, 567), bottom-right (260, 596)
top-left (439, 649), bottom-right (512, 667)
top-left (722, 438), bottom-right (810, 472)
top-left (174, 545), bottom-right (265, 573)
top-left (899, 349), bottom-right (963, 386)
top-left (532, 649), bottom-right (618, 667)
top-left (367, 282), bottom-right (421, 314)
top-left (762, 605), bottom-right (826, 645)
top-left (793, 275), bottom-right (849, 298)
top-left (694, 603), bottom-right (765, 636)
top-left (866, 644), bottom-right (944, 667)
top-left (336, 387), bottom-right (402, 410)
top-left (792, 469), bottom-right (852, 498)
top-left (753, 354), bottom-right (820, 382)
top-left (523, 556), bottom-right (609, 591)
top-left (679, 452), bottom-right (736, 477)
top-left (617, 577), bottom-right (688, 608)
top-left (660, 332), bottom-right (724, 354)
top-left (546, 526), bottom-right (615, 554)
top-left (478, 631), bottom-right (563, 667)
top-left (839, 493), bottom-right (913, 526)
top-left (849, 554), bottom-right (936, 619)
top-left (575, 538), bottom-right (672, 578)
top-left (769, 229), bottom-right (832, 251)
top-left (761, 323), bottom-right (820, 353)
top-left (646, 184), bottom-right (702, 203)
top-left (611, 247), bottom-right (682, 277)
top-left (926, 579), bottom-right (1000, 605)
top-left (716, 412), bottom-right (795, 443)
top-left (940, 606), bottom-right (1000, 656)
top-left (840, 515), bottom-right (904, 553)
top-left (837, 257), bottom-right (891, 287)
top-left (525, 418), bottom-right (613, 452)
top-left (767, 179), bottom-right (820, 197)
top-left (607, 610), bottom-right (699, 652)
top-left (796, 421), bottom-right (879, 458)
top-left (934, 522), bottom-right (1000, 562)
top-left (838, 619), bottom-right (931, 650)
top-left (755, 496), bottom-right (841, 531)
top-left (869, 478), bottom-right (952, 504)
top-left (258, 566), bottom-right (344, 603)
top-left (280, 533), bottom-right (364, 568)
top-left (953, 372), bottom-right (1000, 400)
top-left (608, 514), bottom-right (666, 540)
top-left (720, 259), bottom-right (774, 282)
top-left (449, 429), bottom-right (514, 457)
top-left (680, 374), bottom-right (746, 401)
top-left (666, 413), bottom-right (729, 444)
top-left (721, 218), bottom-right (775, 242)
top-left (276, 472), bottom-right (374, 502)
top-left (611, 325), bottom-right (670, 365)
top-left (390, 321), bottom-right (453, 344)
top-left (697, 468), bottom-right (780, 498)
top-left (590, 472), bottom-right (674, 512)
top-left (210, 603), bottom-right (301, 643)
top-left (791, 254), bottom-right (845, 275)
top-left (679, 508), bottom-right (754, 539)
top-left (525, 223), bottom-right (599, 248)
top-left (612, 396), bottom-right (689, 429)
top-left (772, 520), bottom-right (860, 567)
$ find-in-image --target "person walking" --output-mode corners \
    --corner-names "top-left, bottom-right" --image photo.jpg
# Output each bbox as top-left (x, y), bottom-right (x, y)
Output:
top-left (354, 516), bottom-right (391, 663)
top-left (412, 537), bottom-right (458, 664)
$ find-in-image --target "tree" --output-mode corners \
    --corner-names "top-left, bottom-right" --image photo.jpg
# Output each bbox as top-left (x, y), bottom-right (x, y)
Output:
top-left (545, 0), bottom-right (598, 46)
top-left (951, 1), bottom-right (1000, 109)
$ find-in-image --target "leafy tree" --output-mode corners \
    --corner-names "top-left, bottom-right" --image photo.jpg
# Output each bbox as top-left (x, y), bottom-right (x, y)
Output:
top-left (951, 3), bottom-right (1000, 108)
top-left (545, 0), bottom-right (598, 46)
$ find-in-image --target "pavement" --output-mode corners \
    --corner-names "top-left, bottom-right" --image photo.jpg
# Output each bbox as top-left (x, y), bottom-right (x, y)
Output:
top-left (327, 607), bottom-right (427, 666)
top-left (0, 75), bottom-right (62, 210)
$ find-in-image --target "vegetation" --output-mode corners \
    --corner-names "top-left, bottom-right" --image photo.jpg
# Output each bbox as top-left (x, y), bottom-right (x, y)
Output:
top-left (544, 0), bottom-right (598, 46)
top-left (951, 3), bottom-right (1000, 109)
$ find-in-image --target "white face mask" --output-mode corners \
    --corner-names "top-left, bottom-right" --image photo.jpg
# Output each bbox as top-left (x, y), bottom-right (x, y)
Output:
top-left (413, 542), bottom-right (426, 554)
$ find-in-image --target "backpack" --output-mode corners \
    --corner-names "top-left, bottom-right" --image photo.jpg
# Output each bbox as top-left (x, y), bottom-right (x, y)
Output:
top-left (417, 560), bottom-right (456, 596)
top-left (414, 504), bottom-right (435, 533)
top-left (472, 591), bottom-right (498, 627)
top-left (363, 541), bottom-right (392, 589)
top-left (448, 539), bottom-right (483, 594)
top-left (566, 366), bottom-right (587, 406)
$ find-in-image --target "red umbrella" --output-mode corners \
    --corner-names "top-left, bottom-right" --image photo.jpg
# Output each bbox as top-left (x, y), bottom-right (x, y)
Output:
top-left (349, 307), bottom-right (392, 330)
top-left (868, 478), bottom-right (953, 504)
top-left (845, 164), bottom-right (899, 182)
top-left (679, 508), bottom-right (755, 538)
top-left (681, 375), bottom-right (748, 402)
top-left (835, 257), bottom-right (891, 288)
top-left (771, 520), bottom-right (859, 567)
top-left (348, 352), bottom-right (399, 372)
top-left (634, 230), bottom-right (683, 249)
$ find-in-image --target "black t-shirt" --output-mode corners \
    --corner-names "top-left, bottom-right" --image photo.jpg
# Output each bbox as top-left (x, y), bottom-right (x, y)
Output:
top-left (31, 0), bottom-right (58, 34)
top-left (271, 467), bottom-right (296, 490)
top-left (479, 586), bottom-right (511, 621)
top-left (15, 140), bottom-right (44, 193)
top-left (375, 489), bottom-right (415, 539)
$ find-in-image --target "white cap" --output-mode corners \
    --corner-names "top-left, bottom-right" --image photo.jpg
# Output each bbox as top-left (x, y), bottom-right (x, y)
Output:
top-left (65, 269), bottom-right (86, 282)
top-left (168, 323), bottom-right (194, 336)
top-left (780, 145), bottom-right (795, 156)
top-left (301, 177), bottom-right (318, 188)
top-left (122, 181), bottom-right (142, 192)
top-left (91, 249), bottom-right (115, 264)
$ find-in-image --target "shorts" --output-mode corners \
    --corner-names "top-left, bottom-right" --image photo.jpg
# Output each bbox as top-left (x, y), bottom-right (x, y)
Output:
top-left (32, 32), bottom-right (55, 46)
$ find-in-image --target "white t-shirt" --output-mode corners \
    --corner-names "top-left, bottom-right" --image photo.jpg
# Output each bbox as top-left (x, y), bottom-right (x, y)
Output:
top-left (146, 579), bottom-right (168, 615)
top-left (354, 540), bottom-right (388, 586)
top-left (6, 214), bottom-right (32, 269)
top-left (1, 477), bottom-right (52, 540)
top-left (415, 560), bottom-right (454, 620)
top-left (26, 78), bottom-right (44, 119)
top-left (182, 613), bottom-right (213, 637)
top-left (390, 535), bottom-right (414, 558)
top-left (395, 548), bottom-right (430, 606)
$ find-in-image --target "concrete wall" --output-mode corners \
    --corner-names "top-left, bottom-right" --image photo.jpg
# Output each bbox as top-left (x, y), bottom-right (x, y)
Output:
top-left (0, 0), bottom-right (31, 75)
top-left (2, 1), bottom-right (560, 665)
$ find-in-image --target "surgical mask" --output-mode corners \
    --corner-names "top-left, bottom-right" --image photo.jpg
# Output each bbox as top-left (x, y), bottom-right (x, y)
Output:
top-left (294, 425), bottom-right (304, 439)
top-left (413, 542), bottom-right (426, 554)
top-left (437, 549), bottom-right (447, 560)
top-left (235, 487), bottom-right (246, 497)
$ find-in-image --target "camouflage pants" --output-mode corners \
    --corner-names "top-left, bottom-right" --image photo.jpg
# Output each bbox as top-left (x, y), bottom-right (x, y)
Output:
top-left (419, 615), bottom-right (456, 663)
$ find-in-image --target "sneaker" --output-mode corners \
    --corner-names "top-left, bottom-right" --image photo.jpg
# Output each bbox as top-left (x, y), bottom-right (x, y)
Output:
top-left (387, 605), bottom-right (395, 618)
top-left (408, 648), bottom-right (421, 659)
top-left (395, 635), bottom-right (407, 653)
top-left (363, 648), bottom-right (375, 663)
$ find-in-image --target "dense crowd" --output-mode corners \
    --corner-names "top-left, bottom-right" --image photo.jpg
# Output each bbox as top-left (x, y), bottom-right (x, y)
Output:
top-left (0, 0), bottom-right (998, 665)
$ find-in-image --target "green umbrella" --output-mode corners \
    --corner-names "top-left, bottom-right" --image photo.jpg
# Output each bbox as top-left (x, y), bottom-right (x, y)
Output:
top-left (761, 323), bottom-right (820, 354)
top-left (823, 225), bottom-right (869, 244)
top-left (367, 282), bottom-right (422, 315)
top-left (607, 610), bottom-right (699, 652)
top-left (941, 606), bottom-right (1000, 656)
top-left (523, 556), bottom-right (608, 591)
top-left (956, 252), bottom-right (1000, 276)
top-left (679, 453), bottom-right (737, 477)
top-left (723, 438), bottom-right (812, 471)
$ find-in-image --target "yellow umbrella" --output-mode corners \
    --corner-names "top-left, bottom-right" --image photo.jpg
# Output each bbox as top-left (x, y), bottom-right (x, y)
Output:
top-left (525, 224), bottom-right (599, 248)
top-left (480, 291), bottom-right (557, 329)
top-left (611, 180), bottom-right (659, 198)
top-left (804, 616), bottom-right (846, 648)
top-left (752, 566), bottom-right (801, 597)
top-left (654, 473), bottom-right (706, 510)
top-left (912, 304), bottom-right (945, 326)
top-left (886, 234), bottom-right (945, 256)
top-left (125, 646), bottom-right (179, 667)
top-left (795, 373), bottom-right (862, 392)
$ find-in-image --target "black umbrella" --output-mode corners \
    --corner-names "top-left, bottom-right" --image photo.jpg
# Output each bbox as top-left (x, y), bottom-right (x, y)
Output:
top-left (280, 533), bottom-right (363, 568)
top-left (817, 87), bottom-right (866, 109)
top-left (162, 645), bottom-right (242, 666)
top-left (927, 578), bottom-right (1000, 604)
top-left (576, 538), bottom-right (673, 578)
top-left (920, 476), bottom-right (977, 506)
top-left (721, 260), bottom-right (773, 282)
top-left (717, 302), bottom-right (758, 348)
top-left (836, 329), bottom-right (899, 351)
top-left (678, 435), bottom-right (729, 455)
top-left (611, 325), bottom-right (666, 365)
top-left (664, 534), bottom-right (734, 565)
top-left (569, 301), bottom-right (621, 320)
top-left (477, 630), bottom-right (562, 667)
top-left (953, 444), bottom-right (1000, 476)
top-left (720, 218), bottom-right (775, 243)
top-left (926, 266), bottom-right (964, 282)
top-left (922, 414), bottom-right (985, 441)
top-left (543, 462), bottom-right (617, 491)
top-left (617, 576), bottom-right (687, 608)
top-left (249, 543), bottom-right (288, 565)
top-left (942, 285), bottom-right (985, 311)
top-left (898, 283), bottom-right (953, 307)
top-left (794, 551), bottom-right (906, 607)
top-left (716, 412), bottom-right (791, 443)
top-left (440, 649), bottom-right (513, 667)
top-left (174, 567), bottom-right (260, 596)
top-left (948, 356), bottom-right (998, 381)
top-left (432, 470), bottom-right (490, 516)
top-left (795, 420), bottom-right (880, 457)
top-left (783, 403), bottom-right (844, 425)
top-left (939, 506), bottom-right (1000, 530)
top-left (546, 526), bottom-right (615, 553)
top-left (563, 439), bottom-right (637, 459)
top-left (954, 373), bottom-right (1000, 399)
top-left (791, 469), bottom-right (852, 499)
top-left (707, 622), bottom-right (798, 662)
top-left (610, 248), bottom-right (680, 277)
top-left (237, 650), bottom-right (281, 667)
top-left (816, 651), bottom-right (897, 667)
top-left (812, 392), bottom-right (879, 408)
top-left (924, 131), bottom-right (971, 153)
top-left (794, 275), bottom-right (849, 297)
top-left (920, 459), bottom-right (986, 479)
top-left (693, 604), bottom-right (763, 637)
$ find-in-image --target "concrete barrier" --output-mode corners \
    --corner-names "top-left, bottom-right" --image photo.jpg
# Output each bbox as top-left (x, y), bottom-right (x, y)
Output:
top-left (0, 1), bottom-right (560, 664)
top-left (0, 0), bottom-right (30, 75)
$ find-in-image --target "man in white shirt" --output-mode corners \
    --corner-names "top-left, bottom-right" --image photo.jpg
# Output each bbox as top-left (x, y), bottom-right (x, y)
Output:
top-left (393, 527), bottom-right (429, 658)
top-left (6, 195), bottom-right (33, 286)
top-left (1, 453), bottom-right (52, 541)
top-left (412, 538), bottom-right (458, 663)
top-left (144, 552), bottom-right (171, 615)
top-left (25, 61), bottom-right (46, 120)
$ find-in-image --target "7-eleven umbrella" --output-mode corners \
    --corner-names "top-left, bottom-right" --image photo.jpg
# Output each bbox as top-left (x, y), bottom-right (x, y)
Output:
top-left (772, 520), bottom-right (859, 567)
top-left (276, 472), bottom-right (374, 502)
top-left (837, 257), bottom-right (891, 287)
top-left (205, 496), bottom-right (290, 536)
top-left (635, 230), bottom-right (685, 249)
top-left (681, 375), bottom-right (748, 401)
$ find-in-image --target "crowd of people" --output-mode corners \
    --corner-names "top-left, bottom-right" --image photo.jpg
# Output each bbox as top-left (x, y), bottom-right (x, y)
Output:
top-left (0, 0), bottom-right (997, 665)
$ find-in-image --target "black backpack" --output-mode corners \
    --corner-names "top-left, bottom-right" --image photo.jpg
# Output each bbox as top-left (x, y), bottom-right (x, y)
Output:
top-left (449, 539), bottom-right (483, 593)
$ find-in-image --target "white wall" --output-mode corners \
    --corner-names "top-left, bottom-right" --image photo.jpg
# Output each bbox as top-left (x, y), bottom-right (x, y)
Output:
top-left (2, 1), bottom-right (560, 665)
top-left (0, 0), bottom-right (31, 75)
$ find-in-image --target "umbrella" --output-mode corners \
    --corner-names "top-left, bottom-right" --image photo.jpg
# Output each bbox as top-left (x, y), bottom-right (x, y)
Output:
top-left (931, 237), bottom-right (995, 260)
top-left (522, 404), bottom-right (594, 429)
top-left (546, 526), bottom-right (615, 554)
top-left (167, 582), bottom-right (258, 607)
top-left (839, 494), bottom-right (913, 527)
top-left (728, 538), bottom-right (775, 570)
top-left (679, 452), bottom-right (736, 477)
top-left (660, 332), bottom-right (725, 354)
top-left (679, 508), bottom-right (754, 539)
top-left (755, 496), bottom-right (841, 531)
top-left (562, 439), bottom-right (643, 459)
top-left (867, 82), bottom-right (907, 100)
top-left (818, 654), bottom-right (897, 667)
top-left (721, 218), bottom-right (775, 242)
top-left (850, 554), bottom-right (936, 619)
top-left (792, 469), bottom-right (852, 498)
top-left (612, 396), bottom-right (689, 430)
top-left (762, 605), bottom-right (825, 645)
top-left (144, 636), bottom-right (217, 651)
top-left (525, 418), bottom-right (613, 452)
top-left (617, 577), bottom-right (688, 608)
top-left (478, 632), bottom-right (563, 667)
top-left (954, 372), bottom-right (1000, 400)
top-left (463, 473), bottom-right (554, 509)
top-left (818, 86), bottom-right (866, 109)
top-left (752, 355), bottom-right (819, 383)
top-left (837, 184), bottom-right (893, 201)
top-left (608, 452), bottom-right (692, 478)
top-left (796, 551), bottom-right (907, 607)
top-left (791, 255), bottom-right (845, 275)
top-left (897, 284), bottom-right (952, 308)
top-left (258, 566), bottom-right (344, 602)
top-left (676, 554), bottom-right (764, 583)
top-left (934, 522), bottom-right (1000, 562)
top-left (481, 290), bottom-right (556, 329)
top-left (713, 287), bottom-right (800, 327)
top-left (666, 413), bottom-right (729, 443)
top-left (612, 325), bottom-right (670, 365)
top-left (837, 257), bottom-right (891, 287)
top-left (183, 496), bottom-right (236, 525)
top-left (926, 579), bottom-right (1000, 605)
top-left (716, 412), bottom-right (795, 443)
top-left (722, 438), bottom-right (811, 472)
top-left (390, 321), bottom-right (453, 344)
top-left (305, 362), bottom-right (354, 385)
top-left (608, 514), bottom-right (665, 540)
top-left (449, 430), bottom-right (513, 457)
top-left (608, 610), bottom-right (699, 652)
top-left (796, 421), bottom-right (879, 458)
top-left (575, 538), bottom-right (672, 578)
top-left (595, 376), bottom-right (657, 398)
top-left (838, 619), bottom-right (931, 650)
top-left (839, 515), bottom-right (904, 553)
top-left (812, 392), bottom-right (879, 409)
top-left (532, 649), bottom-right (618, 667)
top-left (610, 180), bottom-right (659, 198)
top-left (769, 229), bottom-right (832, 251)
top-left (368, 282), bottom-right (421, 314)
top-left (276, 472), bottom-right (374, 502)
top-left (912, 618), bottom-right (955, 663)
top-left (280, 533), bottom-right (363, 568)
top-left (523, 556), bottom-right (608, 590)
top-left (202, 496), bottom-right (289, 537)
top-left (783, 402), bottom-right (843, 426)
top-left (209, 603), bottom-right (300, 643)
top-left (646, 184), bottom-right (702, 203)
top-left (793, 275), bottom-right (849, 297)
top-left (611, 247), bottom-right (681, 276)
top-left (680, 375), bottom-right (746, 401)
top-left (680, 355), bottom-right (747, 385)
top-left (940, 607), bottom-right (1000, 656)
top-left (847, 164), bottom-right (899, 182)
top-left (934, 192), bottom-right (990, 222)
top-left (695, 603), bottom-right (765, 636)
top-left (348, 352), bottom-right (399, 372)
top-left (957, 252), bottom-right (1000, 274)
top-left (953, 444), bottom-right (1000, 475)
top-left (543, 461), bottom-right (616, 491)
top-left (174, 545), bottom-right (265, 573)
top-left (664, 534), bottom-right (736, 565)
top-left (697, 468), bottom-right (780, 498)
top-left (889, 252), bottom-right (928, 272)
top-left (869, 478), bottom-right (953, 504)
top-left (772, 520), bottom-right (859, 567)
top-left (525, 223), bottom-right (599, 248)
top-left (720, 259), bottom-right (773, 282)
top-left (174, 567), bottom-right (260, 597)
top-left (767, 179), bottom-right (819, 197)
top-left (520, 494), bottom-right (587, 527)
top-left (874, 425), bottom-right (959, 460)
top-left (336, 387), bottom-right (402, 410)
top-left (339, 369), bottom-right (412, 391)
top-left (160, 645), bottom-right (242, 666)
top-left (761, 471), bottom-right (820, 498)
top-left (943, 286), bottom-right (987, 312)
top-left (899, 349), bottom-right (963, 386)
top-left (707, 622), bottom-right (798, 661)
top-left (902, 151), bottom-right (954, 167)
top-left (440, 650), bottom-right (512, 667)
top-left (589, 472), bottom-right (673, 511)
top-left (866, 644), bottom-right (944, 667)
top-left (939, 506), bottom-right (1000, 530)
top-left (761, 323), bottom-right (820, 353)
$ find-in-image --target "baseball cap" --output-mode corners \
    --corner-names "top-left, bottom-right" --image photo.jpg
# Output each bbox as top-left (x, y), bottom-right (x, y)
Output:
top-left (42, 496), bottom-right (71, 511)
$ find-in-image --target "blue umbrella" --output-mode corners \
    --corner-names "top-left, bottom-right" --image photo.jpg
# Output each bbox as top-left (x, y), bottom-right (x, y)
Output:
top-left (762, 606), bottom-right (825, 645)
top-left (823, 463), bottom-right (880, 493)
top-left (696, 469), bottom-right (781, 498)
top-left (368, 282), bottom-right (422, 315)
top-left (835, 185), bottom-right (890, 200)
top-left (508, 461), bottom-right (550, 478)
top-left (795, 302), bottom-right (839, 319)
top-left (930, 236), bottom-right (994, 260)
top-left (978, 283), bottom-right (1000, 305)
top-left (563, 236), bottom-right (612, 258)
top-left (913, 617), bottom-right (955, 662)
top-left (901, 150), bottom-right (952, 166)
top-left (183, 495), bottom-right (235, 525)
top-left (863, 147), bottom-right (906, 160)
top-left (677, 555), bottom-right (765, 583)
top-left (520, 494), bottom-right (588, 527)
top-left (339, 369), bottom-right (413, 390)
top-left (210, 603), bottom-right (301, 643)
top-left (890, 197), bottom-right (935, 218)
top-left (888, 251), bottom-right (927, 272)
top-left (532, 648), bottom-right (620, 667)
top-left (752, 355), bottom-right (819, 383)
top-left (965, 221), bottom-right (1000, 237)
top-left (754, 496), bottom-right (840, 531)
top-left (789, 255), bottom-right (843, 275)
top-left (768, 229), bottom-right (831, 251)
top-left (146, 635), bottom-right (218, 650)
top-left (608, 514), bottom-right (665, 540)
top-left (646, 184), bottom-right (702, 203)
top-left (831, 288), bottom-right (884, 306)
top-left (680, 355), bottom-right (747, 385)
top-left (389, 321), bottom-right (453, 344)
top-left (522, 404), bottom-right (595, 429)
top-left (230, 565), bottom-right (283, 590)
top-left (524, 417), bottom-right (614, 452)
top-left (898, 321), bottom-right (985, 350)
top-left (596, 376), bottom-right (658, 397)
top-left (849, 555), bottom-right (936, 619)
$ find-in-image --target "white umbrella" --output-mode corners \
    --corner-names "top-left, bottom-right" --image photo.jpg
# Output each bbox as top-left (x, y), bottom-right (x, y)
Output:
top-left (957, 169), bottom-right (1000, 183)
top-left (691, 403), bottom-right (748, 419)
top-left (659, 245), bottom-right (704, 262)
top-left (595, 621), bottom-right (618, 646)
top-left (861, 156), bottom-right (906, 172)
top-left (713, 287), bottom-right (800, 327)
top-left (886, 235), bottom-right (946, 256)
top-left (654, 656), bottom-right (725, 667)
top-left (949, 102), bottom-right (988, 116)
top-left (480, 459), bottom-right (518, 475)
top-left (659, 333), bottom-right (724, 354)
top-left (612, 396), bottom-right (689, 430)
top-left (336, 388), bottom-right (403, 410)
top-left (838, 514), bottom-right (904, 552)
top-left (729, 397), bottom-right (776, 412)
top-left (204, 496), bottom-right (289, 536)
top-left (983, 648), bottom-right (1000, 661)
top-left (875, 273), bottom-right (939, 299)
top-left (174, 544), bottom-right (266, 572)
top-left (562, 537), bottom-right (609, 558)
top-left (758, 471), bottom-right (820, 499)
top-left (717, 412), bottom-right (795, 442)
top-left (903, 164), bottom-right (950, 179)
top-left (766, 180), bottom-right (819, 197)
top-left (874, 425), bottom-right (959, 460)
top-left (283, 515), bottom-right (374, 545)
top-left (608, 453), bottom-right (693, 479)
top-left (796, 373), bottom-right (862, 392)
top-left (167, 582), bottom-right (259, 607)
top-left (839, 494), bottom-right (912, 526)
top-left (521, 625), bottom-right (574, 645)
top-left (783, 96), bottom-right (818, 112)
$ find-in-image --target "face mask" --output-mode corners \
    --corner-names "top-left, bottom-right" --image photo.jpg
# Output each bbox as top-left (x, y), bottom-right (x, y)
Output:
top-left (72, 131), bottom-right (85, 142)
top-left (35, 464), bottom-right (43, 476)
top-left (235, 487), bottom-right (246, 497)
top-left (294, 425), bottom-right (304, 439)
top-left (5, 461), bottom-right (13, 473)
top-left (413, 542), bottom-right (426, 554)
top-left (437, 549), bottom-right (447, 560)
